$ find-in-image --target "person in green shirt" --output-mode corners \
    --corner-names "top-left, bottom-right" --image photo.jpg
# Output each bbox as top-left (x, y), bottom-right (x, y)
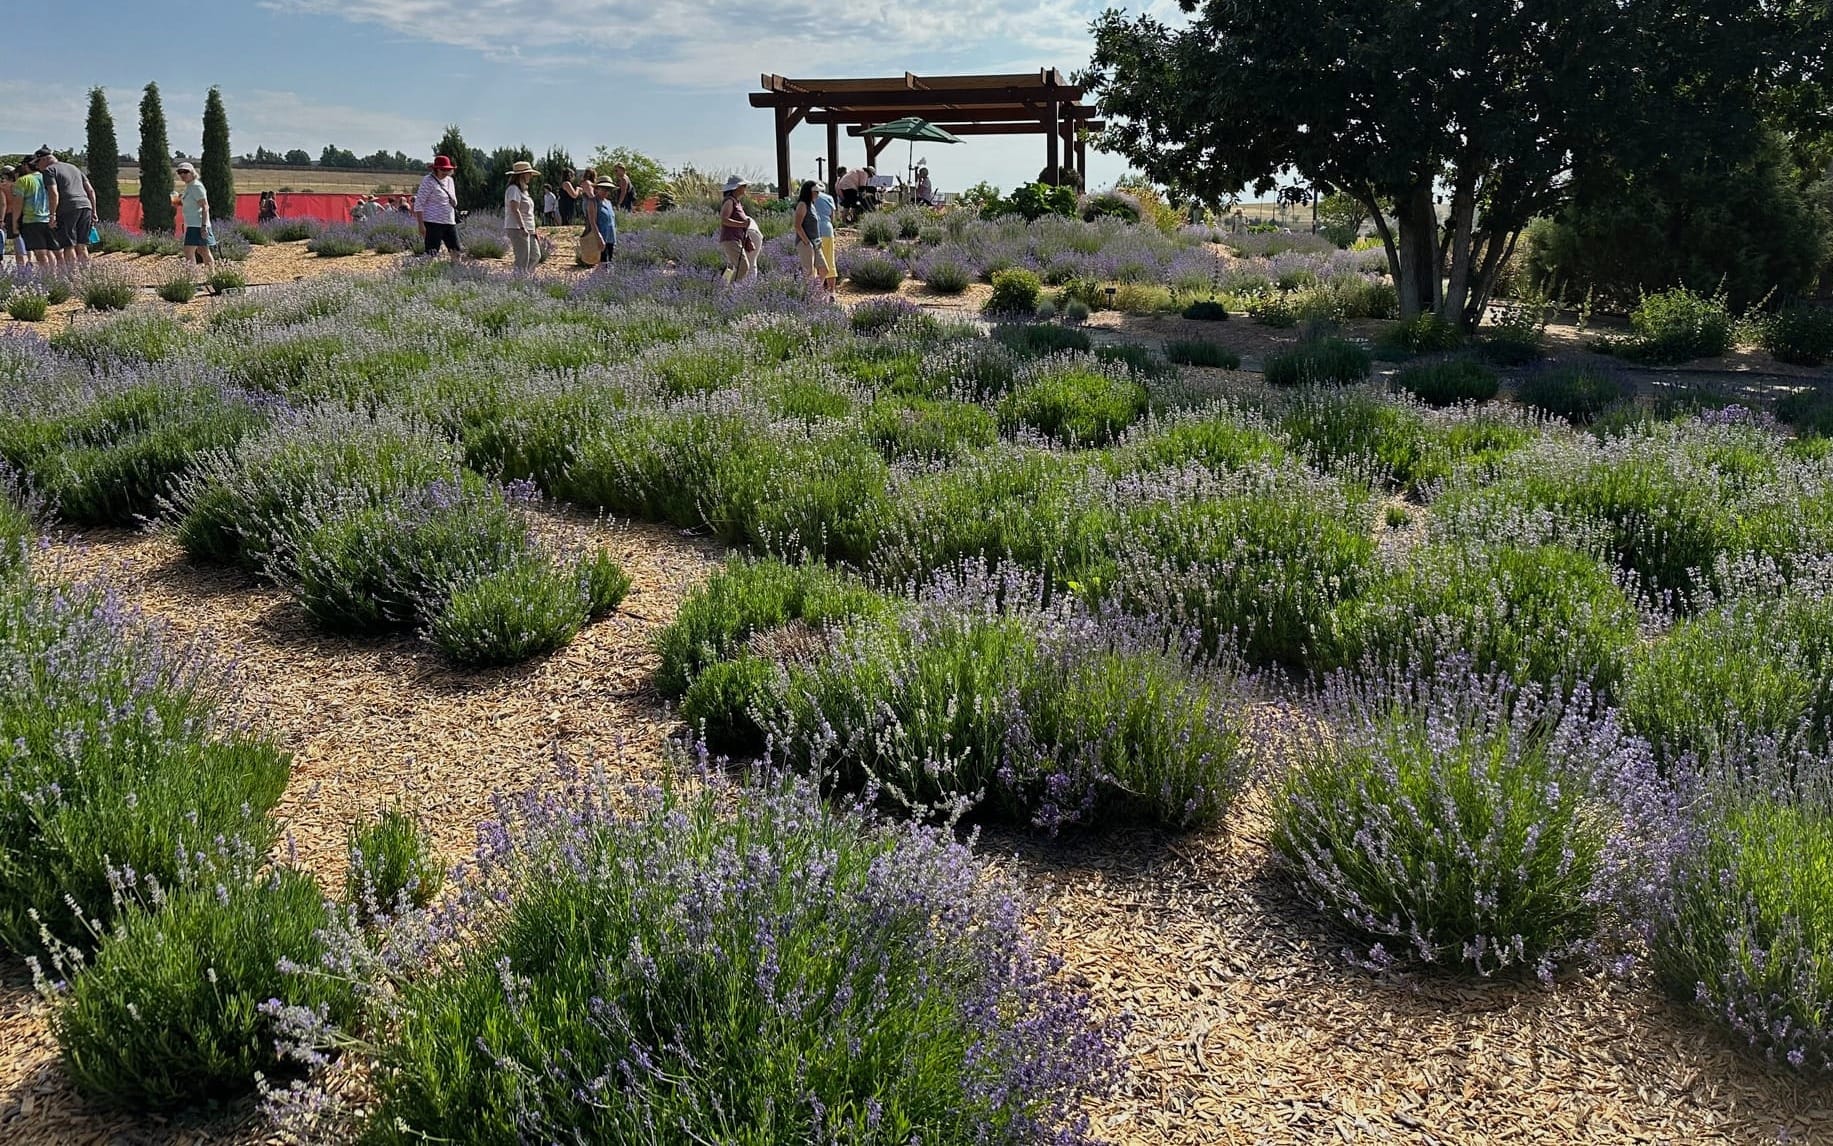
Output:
top-left (171, 162), bottom-right (214, 270)
top-left (12, 163), bottom-right (59, 268)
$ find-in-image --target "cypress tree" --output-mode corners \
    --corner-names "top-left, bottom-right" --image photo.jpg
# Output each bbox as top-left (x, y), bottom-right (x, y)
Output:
top-left (201, 86), bottom-right (235, 221)
top-left (138, 82), bottom-right (175, 233)
top-left (85, 88), bottom-right (121, 223)
top-left (433, 125), bottom-right (486, 212)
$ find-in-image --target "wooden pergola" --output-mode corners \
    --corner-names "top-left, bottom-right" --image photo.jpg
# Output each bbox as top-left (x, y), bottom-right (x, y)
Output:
top-left (750, 70), bottom-right (1102, 198)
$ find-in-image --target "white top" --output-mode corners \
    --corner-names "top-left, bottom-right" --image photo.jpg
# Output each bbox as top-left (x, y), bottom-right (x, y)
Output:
top-left (414, 173), bottom-right (458, 225)
top-left (505, 184), bottom-right (537, 233)
top-left (542, 189), bottom-right (558, 213)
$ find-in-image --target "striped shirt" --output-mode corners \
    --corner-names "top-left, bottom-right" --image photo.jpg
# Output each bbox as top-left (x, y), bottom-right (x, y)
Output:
top-left (414, 173), bottom-right (458, 225)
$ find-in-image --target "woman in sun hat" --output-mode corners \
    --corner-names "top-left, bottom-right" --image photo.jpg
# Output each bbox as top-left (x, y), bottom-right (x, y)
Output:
top-left (413, 155), bottom-right (462, 258)
top-left (172, 161), bottom-right (215, 271)
top-left (592, 176), bottom-right (620, 264)
top-left (717, 176), bottom-right (755, 283)
top-left (503, 160), bottom-right (540, 271)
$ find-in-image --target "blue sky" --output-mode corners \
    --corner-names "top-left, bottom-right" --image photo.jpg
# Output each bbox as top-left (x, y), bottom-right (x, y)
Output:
top-left (2, 0), bottom-right (1140, 194)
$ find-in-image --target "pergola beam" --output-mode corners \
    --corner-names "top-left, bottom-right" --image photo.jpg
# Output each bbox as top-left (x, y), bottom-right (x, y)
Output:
top-left (846, 122), bottom-right (1104, 137)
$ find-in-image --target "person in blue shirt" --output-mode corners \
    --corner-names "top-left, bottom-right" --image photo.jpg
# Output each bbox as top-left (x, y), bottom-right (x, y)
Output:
top-left (811, 180), bottom-right (837, 292)
top-left (593, 176), bottom-right (618, 263)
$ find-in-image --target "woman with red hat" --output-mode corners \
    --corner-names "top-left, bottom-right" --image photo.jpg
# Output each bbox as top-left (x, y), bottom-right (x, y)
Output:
top-left (413, 154), bottom-right (462, 258)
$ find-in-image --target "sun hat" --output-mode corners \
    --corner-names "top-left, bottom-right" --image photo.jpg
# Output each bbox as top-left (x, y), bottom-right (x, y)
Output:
top-left (431, 155), bottom-right (456, 171)
top-left (594, 177), bottom-right (618, 190)
top-left (723, 176), bottom-right (748, 193)
top-left (505, 161), bottom-right (538, 178)
top-left (175, 161), bottom-right (196, 175)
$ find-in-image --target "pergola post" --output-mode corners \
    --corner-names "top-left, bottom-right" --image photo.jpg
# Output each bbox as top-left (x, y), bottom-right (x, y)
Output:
top-left (774, 106), bottom-right (792, 198)
top-left (826, 120), bottom-right (840, 189)
top-left (1075, 133), bottom-right (1088, 190)
top-left (1044, 100), bottom-right (1059, 183)
top-left (866, 136), bottom-right (891, 168)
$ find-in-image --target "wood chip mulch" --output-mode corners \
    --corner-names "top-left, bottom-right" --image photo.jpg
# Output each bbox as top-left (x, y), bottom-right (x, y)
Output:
top-left (2, 515), bottom-right (1829, 1145)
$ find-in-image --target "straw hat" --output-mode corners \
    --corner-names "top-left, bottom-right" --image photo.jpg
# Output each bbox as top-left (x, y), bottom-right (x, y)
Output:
top-left (595, 178), bottom-right (619, 191)
top-left (505, 161), bottom-right (538, 178)
top-left (723, 175), bottom-right (748, 193)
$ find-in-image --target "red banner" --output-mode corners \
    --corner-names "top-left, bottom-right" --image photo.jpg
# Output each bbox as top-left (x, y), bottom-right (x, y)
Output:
top-left (115, 192), bottom-right (368, 232)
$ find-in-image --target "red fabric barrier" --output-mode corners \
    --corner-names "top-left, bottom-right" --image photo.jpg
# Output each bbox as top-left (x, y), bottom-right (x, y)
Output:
top-left (115, 192), bottom-right (366, 232)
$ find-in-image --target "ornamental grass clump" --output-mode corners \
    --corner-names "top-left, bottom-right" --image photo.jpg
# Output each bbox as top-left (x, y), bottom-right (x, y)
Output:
top-left (80, 266), bottom-right (137, 311)
top-left (155, 266), bottom-right (198, 305)
top-left (0, 567), bottom-right (290, 952)
top-left (1514, 365), bottom-right (1628, 423)
top-left (1647, 745), bottom-right (1833, 1073)
top-left (346, 808), bottom-right (440, 921)
top-left (841, 249), bottom-right (906, 291)
top-left (1274, 666), bottom-right (1647, 976)
top-left (346, 765), bottom-right (1117, 1144)
top-left (6, 284), bottom-right (49, 322)
top-left (41, 857), bottom-right (353, 1110)
top-left (1263, 335), bottom-right (1372, 387)
top-left (1332, 542), bottom-right (1641, 697)
top-left (1164, 339), bottom-right (1241, 369)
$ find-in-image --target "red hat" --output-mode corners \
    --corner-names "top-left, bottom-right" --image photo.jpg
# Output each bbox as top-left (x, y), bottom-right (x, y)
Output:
top-left (431, 155), bottom-right (455, 171)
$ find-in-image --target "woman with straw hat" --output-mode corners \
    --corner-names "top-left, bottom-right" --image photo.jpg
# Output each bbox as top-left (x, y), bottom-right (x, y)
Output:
top-left (592, 175), bottom-right (620, 264)
top-left (503, 160), bottom-right (540, 271)
top-left (716, 176), bottom-right (755, 283)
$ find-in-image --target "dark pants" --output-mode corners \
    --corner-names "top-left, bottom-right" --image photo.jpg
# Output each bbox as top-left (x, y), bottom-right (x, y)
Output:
top-left (559, 196), bottom-right (576, 226)
top-left (423, 221), bottom-right (461, 255)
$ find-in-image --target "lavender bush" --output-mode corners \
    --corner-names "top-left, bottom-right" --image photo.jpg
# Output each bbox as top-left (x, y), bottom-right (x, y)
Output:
top-left (1648, 742), bottom-right (1833, 1072)
top-left (344, 764), bottom-right (1117, 1143)
top-left (1274, 665), bottom-right (1650, 976)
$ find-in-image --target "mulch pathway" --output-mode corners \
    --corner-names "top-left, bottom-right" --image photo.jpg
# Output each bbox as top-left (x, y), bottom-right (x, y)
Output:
top-left (2, 512), bottom-right (1828, 1144)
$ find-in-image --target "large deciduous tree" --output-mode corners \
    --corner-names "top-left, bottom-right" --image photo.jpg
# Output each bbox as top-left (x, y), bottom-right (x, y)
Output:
top-left (85, 88), bottom-right (120, 223)
top-left (1087, 0), bottom-right (1815, 327)
top-left (138, 82), bottom-right (175, 233)
top-left (201, 86), bottom-right (235, 221)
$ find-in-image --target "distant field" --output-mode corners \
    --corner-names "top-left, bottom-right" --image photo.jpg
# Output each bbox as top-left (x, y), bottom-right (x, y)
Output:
top-left (116, 166), bottom-right (419, 197)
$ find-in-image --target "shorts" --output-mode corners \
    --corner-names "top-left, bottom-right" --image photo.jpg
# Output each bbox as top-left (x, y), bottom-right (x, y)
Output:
top-left (841, 188), bottom-right (860, 210)
top-left (56, 207), bottom-right (95, 247)
top-left (183, 226), bottom-right (208, 248)
top-left (819, 235), bottom-right (835, 275)
top-left (20, 221), bottom-right (59, 251)
top-left (798, 238), bottom-right (830, 278)
top-left (423, 221), bottom-right (461, 255)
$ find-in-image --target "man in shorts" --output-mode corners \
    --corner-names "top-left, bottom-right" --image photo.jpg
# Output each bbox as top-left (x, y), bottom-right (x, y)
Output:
top-left (33, 148), bottom-right (96, 267)
top-left (413, 155), bottom-right (462, 258)
top-left (12, 159), bottom-right (60, 267)
top-left (173, 161), bottom-right (215, 271)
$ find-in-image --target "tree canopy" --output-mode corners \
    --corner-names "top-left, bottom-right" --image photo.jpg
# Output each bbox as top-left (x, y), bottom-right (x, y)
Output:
top-left (201, 87), bottom-right (235, 221)
top-left (85, 88), bottom-right (120, 223)
top-left (1087, 0), bottom-right (1820, 327)
top-left (137, 83), bottom-right (175, 234)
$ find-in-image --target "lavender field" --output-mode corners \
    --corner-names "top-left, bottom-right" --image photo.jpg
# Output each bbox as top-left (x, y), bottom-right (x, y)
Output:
top-left (2, 219), bottom-right (1833, 1143)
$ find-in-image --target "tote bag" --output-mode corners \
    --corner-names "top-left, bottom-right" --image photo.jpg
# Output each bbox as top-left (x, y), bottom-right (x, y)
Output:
top-left (576, 227), bottom-right (604, 267)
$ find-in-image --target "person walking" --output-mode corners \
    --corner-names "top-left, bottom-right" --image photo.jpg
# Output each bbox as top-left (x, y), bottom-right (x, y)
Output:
top-left (34, 148), bottom-right (95, 266)
top-left (542, 182), bottom-right (560, 226)
top-left (503, 161), bottom-right (541, 271)
top-left (259, 190), bottom-right (279, 222)
top-left (413, 155), bottom-right (462, 258)
top-left (812, 180), bottom-right (838, 292)
top-left (14, 158), bottom-right (60, 268)
top-left (717, 176), bottom-right (756, 283)
top-left (592, 175), bottom-right (619, 265)
top-left (0, 168), bottom-right (19, 268)
top-left (792, 180), bottom-right (829, 286)
top-left (173, 161), bottom-right (215, 272)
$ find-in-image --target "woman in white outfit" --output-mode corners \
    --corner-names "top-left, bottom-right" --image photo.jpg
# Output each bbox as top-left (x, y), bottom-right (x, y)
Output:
top-left (503, 161), bottom-right (540, 271)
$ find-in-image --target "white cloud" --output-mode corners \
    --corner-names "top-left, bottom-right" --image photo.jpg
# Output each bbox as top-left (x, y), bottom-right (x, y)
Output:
top-left (265, 0), bottom-right (1100, 87)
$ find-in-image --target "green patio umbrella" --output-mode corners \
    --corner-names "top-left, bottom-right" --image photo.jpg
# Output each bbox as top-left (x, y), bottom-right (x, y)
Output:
top-left (861, 117), bottom-right (962, 188)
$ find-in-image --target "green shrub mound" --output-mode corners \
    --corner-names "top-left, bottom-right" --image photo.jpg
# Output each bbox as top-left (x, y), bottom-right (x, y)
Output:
top-left (846, 252), bottom-right (906, 292)
top-left (1274, 670), bottom-right (1620, 975)
top-left (1778, 387), bottom-right (1833, 438)
top-left (1625, 589), bottom-right (1833, 763)
top-left (1393, 359), bottom-right (1499, 407)
top-left (1650, 761), bottom-right (1833, 1074)
top-left (1164, 339), bottom-right (1241, 369)
top-left (0, 569), bottom-right (291, 953)
top-left (48, 867), bottom-right (352, 1110)
top-left (1333, 543), bottom-right (1640, 696)
top-left (155, 269), bottom-right (197, 305)
top-left (863, 397), bottom-right (998, 461)
top-left (7, 286), bottom-right (49, 322)
top-left (1264, 336), bottom-right (1372, 387)
top-left (306, 232), bottom-right (365, 258)
top-left (998, 363), bottom-right (1149, 447)
top-left (80, 268), bottom-right (137, 311)
top-left (985, 268), bottom-right (1042, 315)
top-left (360, 770), bottom-right (1115, 1143)
top-left (1181, 299), bottom-right (1229, 321)
top-left (1118, 410), bottom-right (1289, 475)
top-left (1623, 287), bottom-right (1734, 364)
top-left (1378, 313), bottom-right (1463, 357)
top-left (1764, 303), bottom-right (1833, 367)
top-left (1281, 390), bottom-right (1532, 493)
top-left (991, 322), bottom-right (1090, 358)
top-left (1514, 366), bottom-right (1627, 423)
top-left (429, 551), bottom-right (625, 666)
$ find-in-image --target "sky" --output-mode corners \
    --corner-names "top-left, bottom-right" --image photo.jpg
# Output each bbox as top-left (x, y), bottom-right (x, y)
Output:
top-left (1, 0), bottom-right (1147, 195)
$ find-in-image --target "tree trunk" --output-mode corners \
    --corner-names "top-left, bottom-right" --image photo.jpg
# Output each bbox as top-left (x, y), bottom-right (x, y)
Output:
top-left (1358, 190), bottom-right (1402, 288)
top-left (1440, 175), bottom-right (1479, 327)
top-left (1393, 183), bottom-right (1440, 319)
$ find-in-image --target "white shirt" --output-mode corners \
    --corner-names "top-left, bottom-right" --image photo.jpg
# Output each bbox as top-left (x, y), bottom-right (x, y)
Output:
top-left (414, 173), bottom-right (458, 225)
top-left (542, 189), bottom-right (558, 213)
top-left (504, 184), bottom-right (537, 233)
